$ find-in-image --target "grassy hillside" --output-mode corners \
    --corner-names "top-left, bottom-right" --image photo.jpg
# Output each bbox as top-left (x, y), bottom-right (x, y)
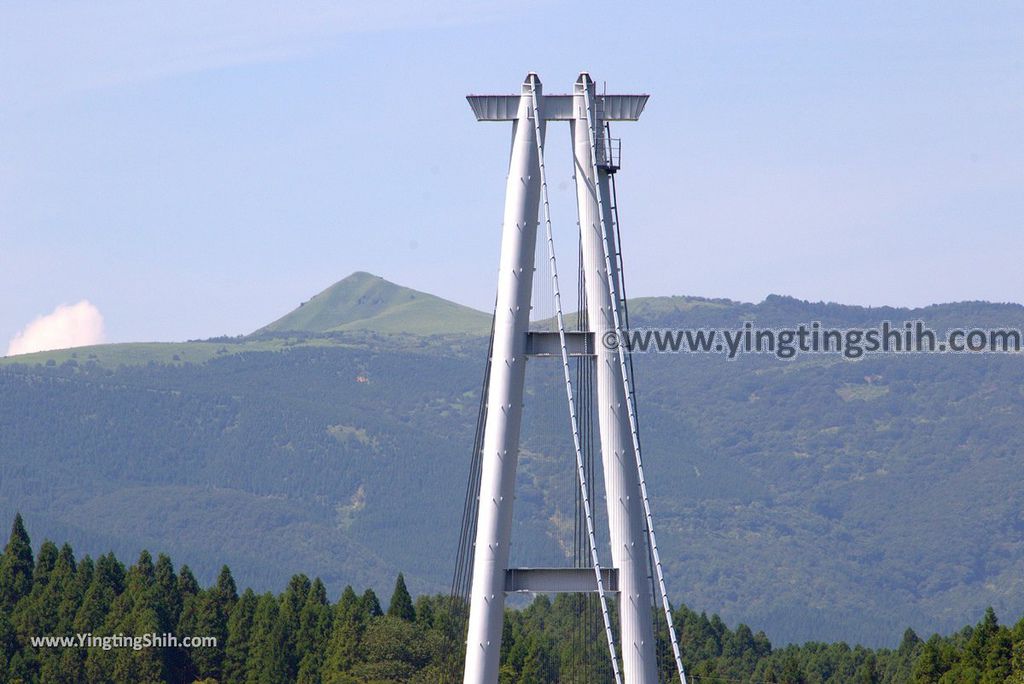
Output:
top-left (2, 285), bottom-right (1024, 646)
top-left (0, 272), bottom-right (490, 369)
top-left (257, 271), bottom-right (491, 336)
top-left (0, 339), bottom-right (301, 367)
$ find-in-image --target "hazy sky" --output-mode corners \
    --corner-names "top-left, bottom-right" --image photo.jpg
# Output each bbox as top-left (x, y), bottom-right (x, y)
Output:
top-left (2, 1), bottom-right (1022, 348)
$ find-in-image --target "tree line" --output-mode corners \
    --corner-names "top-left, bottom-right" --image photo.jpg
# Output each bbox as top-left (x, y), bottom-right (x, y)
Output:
top-left (1, 514), bottom-right (1022, 683)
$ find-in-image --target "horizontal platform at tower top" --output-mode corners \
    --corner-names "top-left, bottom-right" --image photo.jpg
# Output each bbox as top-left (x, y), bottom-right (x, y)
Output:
top-left (467, 93), bottom-right (649, 121)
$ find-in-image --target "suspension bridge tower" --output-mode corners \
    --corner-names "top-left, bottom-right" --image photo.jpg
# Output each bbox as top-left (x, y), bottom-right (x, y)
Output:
top-left (450, 73), bottom-right (686, 684)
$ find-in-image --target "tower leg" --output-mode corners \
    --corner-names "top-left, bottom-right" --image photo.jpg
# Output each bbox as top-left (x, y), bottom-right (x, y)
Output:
top-left (570, 72), bottom-right (658, 684)
top-left (463, 74), bottom-right (545, 684)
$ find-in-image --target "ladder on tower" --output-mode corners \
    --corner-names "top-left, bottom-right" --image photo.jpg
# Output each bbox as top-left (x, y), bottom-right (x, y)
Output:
top-left (585, 92), bottom-right (689, 684)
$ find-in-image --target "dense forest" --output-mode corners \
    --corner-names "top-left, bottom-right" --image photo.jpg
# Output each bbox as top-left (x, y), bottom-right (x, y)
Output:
top-left (1, 515), bottom-right (1022, 683)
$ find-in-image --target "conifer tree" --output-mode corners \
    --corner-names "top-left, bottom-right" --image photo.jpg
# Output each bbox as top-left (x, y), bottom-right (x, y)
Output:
top-left (14, 541), bottom-right (59, 634)
top-left (972, 608), bottom-right (1000, 665)
top-left (7, 648), bottom-right (35, 683)
top-left (387, 572), bottom-right (415, 622)
top-left (295, 579), bottom-right (331, 684)
top-left (0, 514), bottom-right (34, 612)
top-left (153, 554), bottom-right (181, 633)
top-left (83, 551), bottom-right (164, 684)
top-left (13, 540), bottom-right (71, 680)
top-left (984, 630), bottom-right (1013, 684)
top-left (296, 578), bottom-right (330, 666)
top-left (177, 564), bottom-right (200, 601)
top-left (322, 586), bottom-right (364, 682)
top-left (912, 635), bottom-right (949, 683)
top-left (73, 553), bottom-right (94, 600)
top-left (113, 550), bottom-right (167, 684)
top-left (246, 592), bottom-right (288, 684)
top-left (0, 612), bottom-right (15, 676)
top-left (215, 565), bottom-right (239, 614)
top-left (297, 652), bottom-right (325, 684)
top-left (31, 540), bottom-right (58, 588)
top-left (360, 588), bottom-right (382, 618)
top-left (74, 552), bottom-right (125, 634)
top-left (279, 573), bottom-right (312, 678)
top-left (40, 646), bottom-right (86, 684)
top-left (47, 550), bottom-right (91, 682)
top-left (1012, 641), bottom-right (1024, 682)
top-left (179, 589), bottom-right (228, 681)
top-left (52, 544), bottom-right (80, 635)
top-left (222, 589), bottom-right (257, 684)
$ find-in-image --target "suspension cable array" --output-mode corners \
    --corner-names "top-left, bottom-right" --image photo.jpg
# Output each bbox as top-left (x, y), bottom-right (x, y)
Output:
top-left (582, 85), bottom-right (688, 684)
top-left (573, 232), bottom-right (599, 683)
top-left (440, 313), bottom-right (496, 683)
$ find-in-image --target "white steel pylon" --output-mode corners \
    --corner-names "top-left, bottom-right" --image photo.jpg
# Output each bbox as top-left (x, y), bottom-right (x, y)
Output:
top-left (571, 72), bottom-right (658, 683)
top-left (463, 73), bottom-right (661, 684)
top-left (461, 74), bottom-right (544, 684)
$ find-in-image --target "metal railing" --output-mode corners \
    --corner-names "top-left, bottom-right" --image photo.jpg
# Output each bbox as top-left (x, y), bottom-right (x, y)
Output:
top-left (597, 134), bottom-right (622, 172)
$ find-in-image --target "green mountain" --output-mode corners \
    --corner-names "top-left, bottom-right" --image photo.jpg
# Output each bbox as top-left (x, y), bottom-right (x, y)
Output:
top-left (2, 281), bottom-right (1024, 647)
top-left (257, 271), bottom-right (491, 336)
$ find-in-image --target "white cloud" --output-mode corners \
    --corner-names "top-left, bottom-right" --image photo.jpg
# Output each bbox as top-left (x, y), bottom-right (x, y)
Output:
top-left (6, 301), bottom-right (105, 357)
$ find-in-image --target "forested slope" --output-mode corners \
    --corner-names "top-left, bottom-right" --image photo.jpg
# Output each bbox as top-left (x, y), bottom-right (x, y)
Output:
top-left (2, 278), bottom-right (1023, 646)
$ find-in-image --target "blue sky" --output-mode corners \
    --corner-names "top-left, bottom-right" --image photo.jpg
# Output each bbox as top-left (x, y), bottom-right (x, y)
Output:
top-left (2, 1), bottom-right (1022, 348)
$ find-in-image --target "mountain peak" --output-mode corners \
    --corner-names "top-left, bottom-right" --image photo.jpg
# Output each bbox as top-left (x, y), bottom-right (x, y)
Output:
top-left (257, 272), bottom-right (490, 336)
